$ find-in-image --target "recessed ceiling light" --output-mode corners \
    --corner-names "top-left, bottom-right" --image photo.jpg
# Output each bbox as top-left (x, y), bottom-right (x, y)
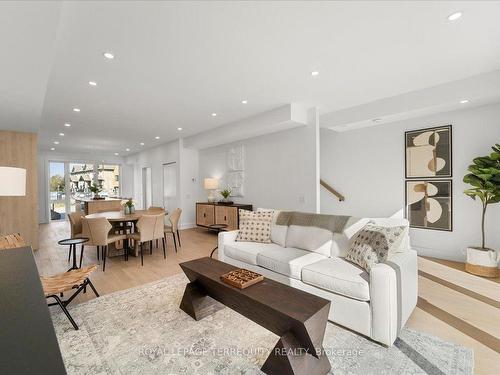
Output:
top-left (59, 133), bottom-right (65, 136)
top-left (114, 152), bottom-right (119, 156)
top-left (211, 113), bottom-right (217, 117)
top-left (64, 123), bottom-right (71, 127)
top-left (155, 136), bottom-right (160, 139)
top-left (125, 148), bottom-right (130, 152)
top-left (103, 52), bottom-right (114, 59)
top-left (53, 141), bottom-right (60, 145)
top-left (177, 127), bottom-right (183, 131)
top-left (372, 118), bottom-right (382, 123)
top-left (447, 11), bottom-right (462, 21)
top-left (460, 99), bottom-right (469, 104)
top-left (88, 81), bottom-right (97, 86)
top-left (50, 147), bottom-right (55, 151)
top-left (140, 142), bottom-right (145, 146)
top-left (73, 108), bottom-right (80, 112)
top-left (311, 71), bottom-right (319, 76)
top-left (241, 100), bottom-right (248, 104)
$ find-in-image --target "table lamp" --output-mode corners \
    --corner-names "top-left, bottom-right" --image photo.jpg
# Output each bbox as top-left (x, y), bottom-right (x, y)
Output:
top-left (0, 167), bottom-right (26, 234)
top-left (0, 167), bottom-right (26, 196)
top-left (204, 178), bottom-right (219, 203)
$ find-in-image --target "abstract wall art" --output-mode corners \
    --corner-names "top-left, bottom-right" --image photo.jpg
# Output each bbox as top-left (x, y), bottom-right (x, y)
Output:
top-left (226, 145), bottom-right (245, 197)
top-left (405, 125), bottom-right (452, 179)
top-left (405, 179), bottom-right (452, 231)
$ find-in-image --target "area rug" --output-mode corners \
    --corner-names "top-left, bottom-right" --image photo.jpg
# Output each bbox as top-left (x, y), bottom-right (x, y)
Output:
top-left (50, 273), bottom-right (473, 375)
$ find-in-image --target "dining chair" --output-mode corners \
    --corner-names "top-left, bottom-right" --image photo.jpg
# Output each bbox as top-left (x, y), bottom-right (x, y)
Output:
top-left (68, 212), bottom-right (86, 262)
top-left (148, 206), bottom-right (165, 247)
top-left (81, 217), bottom-right (127, 271)
top-left (0, 233), bottom-right (100, 330)
top-left (164, 208), bottom-right (182, 253)
top-left (127, 213), bottom-right (166, 266)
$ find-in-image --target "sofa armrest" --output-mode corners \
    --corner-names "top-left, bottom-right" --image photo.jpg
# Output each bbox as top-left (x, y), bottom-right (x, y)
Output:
top-left (217, 230), bottom-right (239, 261)
top-left (369, 249), bottom-right (418, 346)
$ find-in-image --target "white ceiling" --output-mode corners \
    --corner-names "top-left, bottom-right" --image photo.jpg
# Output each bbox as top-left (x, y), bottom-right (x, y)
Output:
top-left (2, 1), bottom-right (500, 155)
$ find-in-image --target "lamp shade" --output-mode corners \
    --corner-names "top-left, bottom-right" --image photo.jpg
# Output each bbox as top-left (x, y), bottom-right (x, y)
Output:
top-left (0, 167), bottom-right (26, 196)
top-left (204, 178), bottom-right (219, 190)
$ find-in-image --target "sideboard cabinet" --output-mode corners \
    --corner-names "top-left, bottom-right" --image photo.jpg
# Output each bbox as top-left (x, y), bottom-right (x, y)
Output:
top-left (196, 202), bottom-right (252, 231)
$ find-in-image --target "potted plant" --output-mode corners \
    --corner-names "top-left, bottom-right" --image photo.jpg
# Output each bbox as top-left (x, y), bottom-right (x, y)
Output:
top-left (463, 143), bottom-right (500, 277)
top-left (124, 199), bottom-right (135, 215)
top-left (219, 187), bottom-right (233, 205)
top-left (89, 183), bottom-right (102, 200)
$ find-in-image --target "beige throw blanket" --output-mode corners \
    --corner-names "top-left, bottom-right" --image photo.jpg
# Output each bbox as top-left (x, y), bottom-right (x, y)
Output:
top-left (275, 211), bottom-right (350, 233)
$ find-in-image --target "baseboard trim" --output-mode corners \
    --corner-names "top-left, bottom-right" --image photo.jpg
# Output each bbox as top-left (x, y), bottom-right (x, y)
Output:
top-left (179, 223), bottom-right (196, 230)
top-left (412, 245), bottom-right (466, 262)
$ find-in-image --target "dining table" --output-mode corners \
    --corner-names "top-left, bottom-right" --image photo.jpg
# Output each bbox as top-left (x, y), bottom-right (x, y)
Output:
top-left (85, 208), bottom-right (167, 257)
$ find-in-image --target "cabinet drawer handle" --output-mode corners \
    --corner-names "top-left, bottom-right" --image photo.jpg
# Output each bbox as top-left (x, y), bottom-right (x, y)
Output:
top-left (203, 213), bottom-right (206, 218)
top-left (224, 216), bottom-right (226, 221)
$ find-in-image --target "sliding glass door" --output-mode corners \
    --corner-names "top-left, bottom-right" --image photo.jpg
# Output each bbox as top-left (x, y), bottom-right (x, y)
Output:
top-left (48, 161), bottom-right (121, 221)
top-left (49, 162), bottom-right (67, 221)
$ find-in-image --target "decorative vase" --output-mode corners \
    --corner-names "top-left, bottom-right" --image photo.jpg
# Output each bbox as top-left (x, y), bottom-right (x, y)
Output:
top-left (465, 247), bottom-right (500, 278)
top-left (93, 193), bottom-right (100, 199)
top-left (130, 206), bottom-right (135, 214)
top-left (124, 205), bottom-right (131, 215)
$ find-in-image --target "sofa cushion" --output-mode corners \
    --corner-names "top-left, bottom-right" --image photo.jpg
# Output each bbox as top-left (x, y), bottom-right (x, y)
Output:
top-left (285, 225), bottom-right (333, 256)
top-left (345, 223), bottom-right (408, 272)
top-left (224, 241), bottom-right (281, 265)
top-left (257, 208), bottom-right (288, 247)
top-left (235, 210), bottom-right (272, 243)
top-left (302, 258), bottom-right (370, 301)
top-left (257, 247), bottom-right (327, 279)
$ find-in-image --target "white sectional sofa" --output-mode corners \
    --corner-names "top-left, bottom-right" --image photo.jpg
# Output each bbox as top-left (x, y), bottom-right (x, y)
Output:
top-left (218, 212), bottom-right (418, 346)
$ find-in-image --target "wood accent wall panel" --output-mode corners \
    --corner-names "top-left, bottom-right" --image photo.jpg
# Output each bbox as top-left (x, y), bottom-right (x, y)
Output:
top-left (0, 131), bottom-right (38, 249)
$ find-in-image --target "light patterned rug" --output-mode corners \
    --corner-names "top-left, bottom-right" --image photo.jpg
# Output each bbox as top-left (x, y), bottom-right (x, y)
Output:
top-left (51, 273), bottom-right (473, 375)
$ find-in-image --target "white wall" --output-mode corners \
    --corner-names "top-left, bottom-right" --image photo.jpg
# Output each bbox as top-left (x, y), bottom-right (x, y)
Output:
top-left (124, 140), bottom-right (199, 229)
top-left (198, 108), bottom-right (320, 212)
top-left (320, 102), bottom-right (500, 261)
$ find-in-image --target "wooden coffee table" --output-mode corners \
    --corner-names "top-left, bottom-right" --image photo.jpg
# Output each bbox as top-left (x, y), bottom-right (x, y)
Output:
top-left (179, 257), bottom-right (331, 375)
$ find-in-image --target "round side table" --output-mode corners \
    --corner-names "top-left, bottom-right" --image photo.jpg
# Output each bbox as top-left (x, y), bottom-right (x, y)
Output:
top-left (58, 237), bottom-right (89, 271)
top-left (209, 224), bottom-right (228, 258)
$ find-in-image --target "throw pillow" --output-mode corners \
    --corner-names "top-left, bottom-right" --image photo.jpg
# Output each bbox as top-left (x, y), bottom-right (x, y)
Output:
top-left (257, 208), bottom-right (288, 247)
top-left (345, 224), bottom-right (407, 272)
top-left (236, 209), bottom-right (273, 243)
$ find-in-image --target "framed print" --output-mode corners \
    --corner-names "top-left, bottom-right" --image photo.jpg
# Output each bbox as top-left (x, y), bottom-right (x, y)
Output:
top-left (405, 125), bottom-right (452, 178)
top-left (405, 179), bottom-right (452, 231)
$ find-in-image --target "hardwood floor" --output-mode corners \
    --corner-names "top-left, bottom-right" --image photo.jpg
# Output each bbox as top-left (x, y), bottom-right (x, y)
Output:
top-left (35, 221), bottom-right (499, 375)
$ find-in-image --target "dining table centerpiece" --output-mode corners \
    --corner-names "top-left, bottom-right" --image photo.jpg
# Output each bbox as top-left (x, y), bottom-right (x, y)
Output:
top-left (124, 199), bottom-right (135, 215)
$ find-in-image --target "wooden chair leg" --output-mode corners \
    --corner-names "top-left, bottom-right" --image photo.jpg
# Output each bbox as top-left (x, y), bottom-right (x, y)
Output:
top-left (172, 232), bottom-right (177, 253)
top-left (177, 230), bottom-right (181, 248)
top-left (150, 240), bottom-right (153, 255)
top-left (68, 247), bottom-right (71, 263)
top-left (140, 242), bottom-right (144, 266)
top-left (162, 237), bottom-right (166, 259)
top-left (96, 246), bottom-right (100, 261)
top-left (79, 245), bottom-right (85, 268)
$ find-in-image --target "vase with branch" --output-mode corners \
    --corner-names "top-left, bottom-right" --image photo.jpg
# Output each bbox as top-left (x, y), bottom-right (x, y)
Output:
top-left (463, 143), bottom-right (500, 277)
top-left (89, 183), bottom-right (102, 199)
top-left (124, 199), bottom-right (135, 215)
top-left (219, 187), bottom-right (233, 204)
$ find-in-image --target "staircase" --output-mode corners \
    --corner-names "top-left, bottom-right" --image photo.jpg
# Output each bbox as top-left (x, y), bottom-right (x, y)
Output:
top-left (320, 179), bottom-right (345, 201)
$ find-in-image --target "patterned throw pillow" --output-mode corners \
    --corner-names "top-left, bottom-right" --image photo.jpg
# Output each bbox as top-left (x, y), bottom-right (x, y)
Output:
top-left (345, 224), bottom-right (407, 272)
top-left (235, 209), bottom-right (272, 243)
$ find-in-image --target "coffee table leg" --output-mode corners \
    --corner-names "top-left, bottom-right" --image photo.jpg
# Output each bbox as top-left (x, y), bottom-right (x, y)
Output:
top-left (180, 281), bottom-right (225, 321)
top-left (262, 331), bottom-right (331, 375)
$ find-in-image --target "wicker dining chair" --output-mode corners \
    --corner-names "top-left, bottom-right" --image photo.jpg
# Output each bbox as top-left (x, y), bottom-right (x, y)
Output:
top-left (0, 233), bottom-right (100, 330)
top-left (128, 213), bottom-right (166, 265)
top-left (0, 233), bottom-right (26, 250)
top-left (164, 208), bottom-right (182, 253)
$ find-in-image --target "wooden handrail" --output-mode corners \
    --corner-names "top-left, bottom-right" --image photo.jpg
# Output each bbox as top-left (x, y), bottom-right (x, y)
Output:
top-left (320, 179), bottom-right (345, 201)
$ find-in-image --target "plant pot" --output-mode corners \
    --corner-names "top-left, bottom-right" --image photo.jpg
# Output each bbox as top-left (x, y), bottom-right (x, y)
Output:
top-left (465, 247), bottom-right (500, 278)
top-left (124, 206), bottom-right (131, 215)
top-left (219, 199), bottom-right (233, 205)
top-left (130, 206), bottom-right (135, 214)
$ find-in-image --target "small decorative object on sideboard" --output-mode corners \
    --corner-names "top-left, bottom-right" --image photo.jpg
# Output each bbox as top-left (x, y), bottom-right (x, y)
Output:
top-left (89, 183), bottom-right (103, 200)
top-left (219, 187), bottom-right (233, 205)
top-left (463, 143), bottom-right (500, 278)
top-left (221, 268), bottom-right (264, 289)
top-left (204, 178), bottom-right (219, 203)
top-left (124, 199), bottom-right (135, 215)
